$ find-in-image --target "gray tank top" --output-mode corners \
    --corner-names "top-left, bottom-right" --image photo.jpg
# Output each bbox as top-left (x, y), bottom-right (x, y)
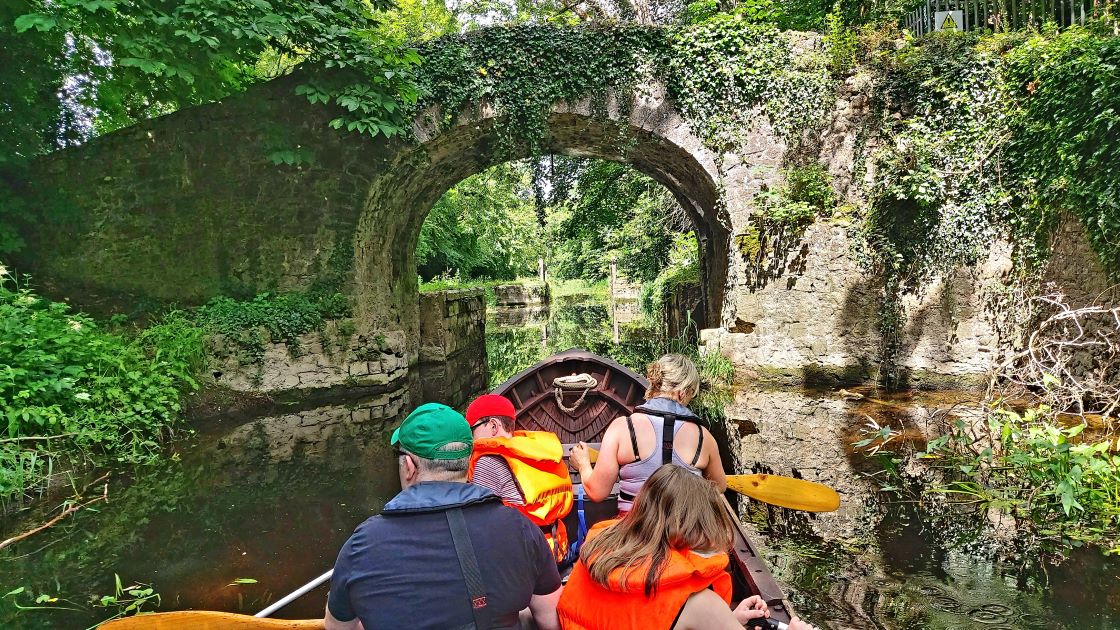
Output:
top-left (617, 414), bottom-right (703, 512)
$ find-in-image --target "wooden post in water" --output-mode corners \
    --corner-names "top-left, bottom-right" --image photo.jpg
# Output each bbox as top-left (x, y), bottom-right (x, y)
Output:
top-left (610, 257), bottom-right (619, 344)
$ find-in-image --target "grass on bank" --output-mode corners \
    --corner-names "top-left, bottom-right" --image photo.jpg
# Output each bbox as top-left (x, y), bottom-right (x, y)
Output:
top-left (418, 274), bottom-right (610, 305)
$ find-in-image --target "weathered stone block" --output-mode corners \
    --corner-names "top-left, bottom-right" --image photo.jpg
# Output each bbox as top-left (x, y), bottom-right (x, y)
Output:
top-left (493, 282), bottom-right (550, 307)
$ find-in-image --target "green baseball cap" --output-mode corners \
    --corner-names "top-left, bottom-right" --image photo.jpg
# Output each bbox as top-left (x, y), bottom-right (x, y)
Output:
top-left (390, 403), bottom-right (473, 460)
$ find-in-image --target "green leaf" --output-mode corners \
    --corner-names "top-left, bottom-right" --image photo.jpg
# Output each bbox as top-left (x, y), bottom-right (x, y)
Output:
top-left (13, 13), bottom-right (57, 33)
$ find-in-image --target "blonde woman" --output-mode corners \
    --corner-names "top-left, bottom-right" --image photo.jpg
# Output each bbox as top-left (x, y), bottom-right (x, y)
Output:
top-left (557, 465), bottom-right (816, 630)
top-left (569, 354), bottom-right (726, 513)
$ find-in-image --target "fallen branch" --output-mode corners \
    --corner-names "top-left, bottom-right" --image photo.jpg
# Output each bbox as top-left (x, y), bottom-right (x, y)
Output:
top-left (0, 475), bottom-right (110, 552)
top-left (0, 433), bottom-right (78, 444)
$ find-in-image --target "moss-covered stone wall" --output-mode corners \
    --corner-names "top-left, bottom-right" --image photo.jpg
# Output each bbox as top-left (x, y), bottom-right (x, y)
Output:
top-left (21, 73), bottom-right (384, 310)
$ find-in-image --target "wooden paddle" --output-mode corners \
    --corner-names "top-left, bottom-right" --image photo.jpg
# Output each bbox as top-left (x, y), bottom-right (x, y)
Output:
top-left (98, 611), bottom-right (322, 629)
top-left (579, 446), bottom-right (840, 513)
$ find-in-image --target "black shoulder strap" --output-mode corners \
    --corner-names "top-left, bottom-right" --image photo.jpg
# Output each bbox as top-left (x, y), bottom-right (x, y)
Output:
top-left (446, 507), bottom-right (493, 630)
top-left (662, 415), bottom-right (675, 465)
top-left (691, 426), bottom-right (704, 466)
top-left (625, 415), bottom-right (640, 460)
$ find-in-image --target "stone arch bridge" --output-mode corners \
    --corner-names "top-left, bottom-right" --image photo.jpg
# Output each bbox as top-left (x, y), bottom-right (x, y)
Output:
top-left (17, 28), bottom-right (1111, 395)
top-left (21, 57), bottom-right (790, 367)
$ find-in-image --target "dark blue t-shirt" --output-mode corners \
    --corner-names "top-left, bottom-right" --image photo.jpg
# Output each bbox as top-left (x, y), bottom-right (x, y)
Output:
top-left (327, 483), bottom-right (561, 629)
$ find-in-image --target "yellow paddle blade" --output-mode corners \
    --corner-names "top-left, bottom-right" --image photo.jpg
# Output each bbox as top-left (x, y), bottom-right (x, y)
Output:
top-left (726, 474), bottom-right (840, 512)
top-left (583, 447), bottom-right (838, 512)
top-left (99, 611), bottom-right (323, 629)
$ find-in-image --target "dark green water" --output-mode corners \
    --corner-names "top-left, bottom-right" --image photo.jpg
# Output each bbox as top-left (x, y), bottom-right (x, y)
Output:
top-left (1, 295), bottom-right (1117, 628)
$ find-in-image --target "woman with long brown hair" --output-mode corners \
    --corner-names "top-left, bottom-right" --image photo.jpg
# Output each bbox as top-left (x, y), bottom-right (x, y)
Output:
top-left (557, 465), bottom-right (816, 630)
top-left (569, 354), bottom-right (726, 514)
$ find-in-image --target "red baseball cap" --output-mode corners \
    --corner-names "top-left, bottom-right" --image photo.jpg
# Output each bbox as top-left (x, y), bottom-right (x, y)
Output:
top-left (466, 394), bottom-right (516, 427)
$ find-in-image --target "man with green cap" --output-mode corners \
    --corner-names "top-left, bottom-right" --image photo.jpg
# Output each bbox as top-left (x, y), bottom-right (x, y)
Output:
top-left (324, 402), bottom-right (562, 630)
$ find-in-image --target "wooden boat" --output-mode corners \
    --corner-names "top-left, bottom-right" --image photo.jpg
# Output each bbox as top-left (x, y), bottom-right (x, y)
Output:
top-left (102, 348), bottom-right (792, 628)
top-left (496, 348), bottom-right (794, 626)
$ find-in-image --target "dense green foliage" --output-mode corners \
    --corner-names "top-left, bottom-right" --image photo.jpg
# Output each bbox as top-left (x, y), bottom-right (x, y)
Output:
top-left (918, 406), bottom-right (1120, 552)
top-left (1, 0), bottom-right (422, 258)
top-left (546, 159), bottom-right (685, 283)
top-left (640, 232), bottom-right (702, 316)
top-left (417, 156), bottom-right (692, 290)
top-left (847, 26), bottom-right (1120, 383)
top-left (417, 162), bottom-right (541, 280)
top-left (0, 260), bottom-right (357, 502)
top-left (3, 0), bottom-right (417, 164)
top-left (412, 18), bottom-right (834, 153)
top-left (0, 269), bottom-right (187, 504)
top-left (756, 163), bottom-right (838, 227)
top-left (857, 32), bottom-right (1012, 292)
top-left (666, 11), bottom-right (833, 146)
top-left (1003, 27), bottom-right (1120, 273)
top-left (857, 26), bottom-right (1120, 286)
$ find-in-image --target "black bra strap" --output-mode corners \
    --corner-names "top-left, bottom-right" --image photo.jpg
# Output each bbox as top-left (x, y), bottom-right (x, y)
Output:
top-left (625, 415), bottom-right (640, 461)
top-left (691, 427), bottom-right (704, 466)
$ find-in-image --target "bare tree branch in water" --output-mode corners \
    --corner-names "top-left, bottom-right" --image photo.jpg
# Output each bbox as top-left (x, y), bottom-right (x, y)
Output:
top-left (988, 291), bottom-right (1120, 423)
top-left (0, 474), bottom-right (110, 551)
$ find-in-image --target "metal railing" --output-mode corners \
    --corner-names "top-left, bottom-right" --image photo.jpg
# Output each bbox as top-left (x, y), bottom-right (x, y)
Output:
top-left (902, 0), bottom-right (1114, 35)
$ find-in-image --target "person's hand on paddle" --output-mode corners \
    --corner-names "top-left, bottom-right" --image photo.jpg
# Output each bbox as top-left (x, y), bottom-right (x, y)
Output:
top-left (787, 616), bottom-right (817, 630)
top-left (732, 596), bottom-right (769, 624)
top-left (569, 441), bottom-right (592, 473)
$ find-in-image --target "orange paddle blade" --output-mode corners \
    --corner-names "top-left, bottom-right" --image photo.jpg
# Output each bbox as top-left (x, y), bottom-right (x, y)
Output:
top-left (99, 611), bottom-right (323, 629)
top-left (727, 474), bottom-right (840, 512)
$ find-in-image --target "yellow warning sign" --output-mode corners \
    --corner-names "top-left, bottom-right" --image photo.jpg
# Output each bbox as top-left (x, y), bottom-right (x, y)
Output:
top-left (935, 10), bottom-right (963, 32)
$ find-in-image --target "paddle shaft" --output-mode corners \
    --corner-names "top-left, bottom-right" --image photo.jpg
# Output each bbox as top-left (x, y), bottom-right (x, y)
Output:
top-left (255, 569), bottom-right (333, 618)
top-left (582, 447), bottom-right (839, 512)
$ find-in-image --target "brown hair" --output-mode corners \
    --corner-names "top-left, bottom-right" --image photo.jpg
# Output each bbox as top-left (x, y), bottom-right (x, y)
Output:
top-left (645, 354), bottom-right (700, 401)
top-left (579, 465), bottom-right (734, 596)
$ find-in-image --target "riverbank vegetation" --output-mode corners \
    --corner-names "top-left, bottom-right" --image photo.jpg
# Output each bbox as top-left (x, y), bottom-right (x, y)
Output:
top-left (856, 296), bottom-right (1120, 555)
top-left (0, 269), bottom-right (187, 508)
top-left (0, 266), bottom-right (357, 506)
top-left (849, 22), bottom-right (1120, 385)
top-left (3, 0), bottom-right (1119, 571)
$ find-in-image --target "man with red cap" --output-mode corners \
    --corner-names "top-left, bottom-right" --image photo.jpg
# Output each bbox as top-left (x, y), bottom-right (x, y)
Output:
top-left (467, 394), bottom-right (574, 564)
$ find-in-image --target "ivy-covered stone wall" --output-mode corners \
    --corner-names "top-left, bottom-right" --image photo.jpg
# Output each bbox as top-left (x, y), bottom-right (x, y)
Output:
top-left (20, 25), bottom-right (819, 366)
top-left (205, 288), bottom-right (485, 405)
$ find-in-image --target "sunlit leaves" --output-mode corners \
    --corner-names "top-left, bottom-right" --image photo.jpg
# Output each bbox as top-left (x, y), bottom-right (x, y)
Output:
top-left (12, 12), bottom-right (56, 32)
top-left (6, 0), bottom-right (418, 164)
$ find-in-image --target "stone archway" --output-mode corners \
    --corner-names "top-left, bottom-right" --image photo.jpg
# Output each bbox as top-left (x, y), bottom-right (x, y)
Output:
top-left (21, 67), bottom-right (788, 382)
top-left (352, 85), bottom-right (736, 362)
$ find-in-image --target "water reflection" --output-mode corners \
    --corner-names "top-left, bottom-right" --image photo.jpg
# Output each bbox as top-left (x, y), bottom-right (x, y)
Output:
top-left (0, 397), bottom-right (407, 629)
top-left (487, 296), bottom-right (659, 385)
top-left (4, 295), bottom-right (1119, 629)
top-left (729, 386), bottom-right (1120, 629)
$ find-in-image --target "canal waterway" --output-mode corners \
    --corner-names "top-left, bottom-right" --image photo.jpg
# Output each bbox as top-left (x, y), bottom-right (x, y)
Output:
top-left (1, 294), bottom-right (1117, 628)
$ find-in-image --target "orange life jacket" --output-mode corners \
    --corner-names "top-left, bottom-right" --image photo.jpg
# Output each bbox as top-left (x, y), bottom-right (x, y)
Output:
top-left (557, 520), bottom-right (732, 630)
top-left (468, 431), bottom-right (574, 562)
